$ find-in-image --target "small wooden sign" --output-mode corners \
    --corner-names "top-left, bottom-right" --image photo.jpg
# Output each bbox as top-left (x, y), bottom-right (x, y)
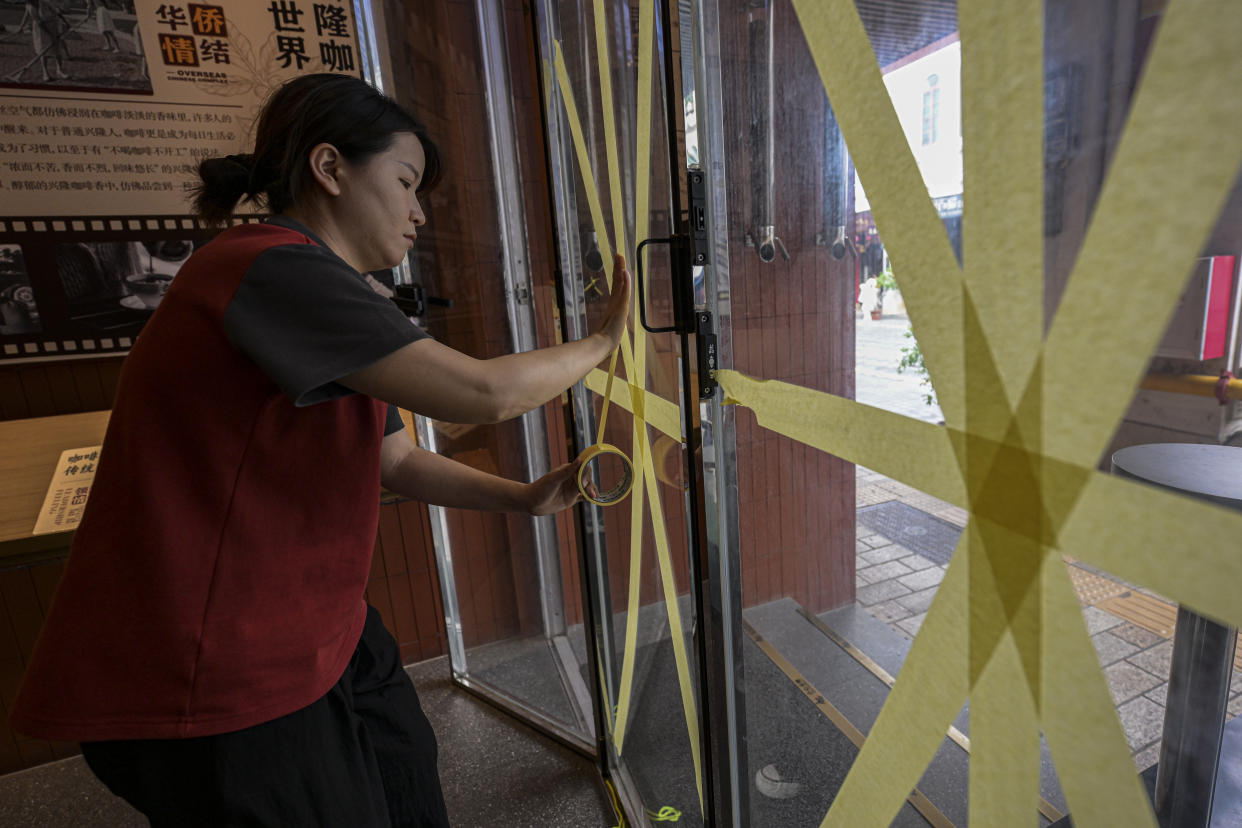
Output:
top-left (31, 446), bottom-right (102, 536)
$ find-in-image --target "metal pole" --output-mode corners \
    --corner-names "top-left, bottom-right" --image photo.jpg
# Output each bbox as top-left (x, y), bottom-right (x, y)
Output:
top-left (1112, 446), bottom-right (1242, 828)
top-left (1153, 610), bottom-right (1236, 827)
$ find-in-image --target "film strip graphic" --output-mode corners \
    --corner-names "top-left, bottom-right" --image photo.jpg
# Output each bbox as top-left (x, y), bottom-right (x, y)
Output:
top-left (0, 212), bottom-right (265, 363)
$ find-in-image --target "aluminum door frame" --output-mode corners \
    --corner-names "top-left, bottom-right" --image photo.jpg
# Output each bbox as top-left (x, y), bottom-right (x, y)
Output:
top-left (353, 0), bottom-right (595, 751)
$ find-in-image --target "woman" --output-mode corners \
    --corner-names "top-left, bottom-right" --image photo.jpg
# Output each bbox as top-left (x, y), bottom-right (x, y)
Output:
top-left (10, 73), bottom-right (630, 827)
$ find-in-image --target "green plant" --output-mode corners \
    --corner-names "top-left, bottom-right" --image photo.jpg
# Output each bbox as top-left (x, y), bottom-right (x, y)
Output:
top-left (874, 264), bottom-right (897, 292)
top-left (897, 325), bottom-right (938, 408)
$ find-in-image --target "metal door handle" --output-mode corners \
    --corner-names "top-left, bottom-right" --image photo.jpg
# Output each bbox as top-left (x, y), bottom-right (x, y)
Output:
top-left (636, 236), bottom-right (681, 334)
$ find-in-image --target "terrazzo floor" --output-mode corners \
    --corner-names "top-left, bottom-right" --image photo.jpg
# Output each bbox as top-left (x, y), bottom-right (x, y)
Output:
top-left (0, 656), bottom-right (614, 827)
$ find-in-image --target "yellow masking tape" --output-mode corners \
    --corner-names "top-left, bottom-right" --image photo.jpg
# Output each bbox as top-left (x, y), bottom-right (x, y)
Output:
top-left (971, 631), bottom-right (1041, 826)
top-left (549, 44), bottom-right (640, 389)
top-left (612, 411), bottom-right (647, 754)
top-left (967, 519), bottom-right (1044, 827)
top-left (767, 0), bottom-right (1242, 823)
top-left (596, 348), bottom-right (621, 440)
top-left (716, 370), bottom-right (966, 507)
top-left (593, 0), bottom-right (628, 262)
top-left (790, 0), bottom-right (966, 427)
top-left (959, 0), bottom-right (1045, 416)
top-left (1041, 553), bottom-right (1159, 827)
top-left (1061, 472), bottom-right (1242, 631)
top-left (633, 0), bottom-right (654, 298)
top-left (607, 10), bottom-right (704, 814)
top-left (586, 368), bottom-right (681, 441)
top-left (551, 1), bottom-right (1242, 823)
top-left (551, 42), bottom-right (640, 509)
top-left (553, 9), bottom-right (703, 811)
top-left (641, 421), bottom-right (704, 812)
top-left (577, 442), bottom-right (634, 506)
top-left (646, 806), bottom-right (682, 822)
top-left (822, 537), bottom-right (971, 827)
top-left (551, 44), bottom-right (613, 269)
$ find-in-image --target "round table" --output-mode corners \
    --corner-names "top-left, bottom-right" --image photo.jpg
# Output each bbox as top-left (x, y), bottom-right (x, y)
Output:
top-left (1112, 443), bottom-right (1242, 828)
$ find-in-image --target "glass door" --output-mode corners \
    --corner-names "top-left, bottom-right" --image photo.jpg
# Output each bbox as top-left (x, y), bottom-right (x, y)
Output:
top-left (381, 0), bottom-right (599, 755)
top-left (535, 0), bottom-right (717, 823)
top-left (687, 0), bottom-right (1242, 826)
top-left (525, 0), bottom-right (1242, 824)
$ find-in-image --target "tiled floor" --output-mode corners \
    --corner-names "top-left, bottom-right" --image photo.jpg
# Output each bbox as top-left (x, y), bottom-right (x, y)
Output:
top-left (853, 462), bottom-right (1242, 770)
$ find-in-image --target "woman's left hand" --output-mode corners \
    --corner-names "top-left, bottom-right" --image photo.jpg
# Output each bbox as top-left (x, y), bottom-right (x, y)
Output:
top-left (526, 457), bottom-right (593, 516)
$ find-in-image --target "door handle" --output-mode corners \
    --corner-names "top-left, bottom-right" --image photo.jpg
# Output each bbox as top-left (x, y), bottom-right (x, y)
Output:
top-left (635, 235), bottom-right (685, 334)
top-left (635, 234), bottom-right (717, 399)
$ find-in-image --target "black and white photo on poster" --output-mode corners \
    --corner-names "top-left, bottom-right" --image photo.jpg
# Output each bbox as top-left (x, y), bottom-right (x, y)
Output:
top-left (0, 1), bottom-right (152, 93)
top-left (0, 244), bottom-right (40, 335)
top-left (55, 238), bottom-right (193, 329)
top-left (0, 0), bottom-right (362, 361)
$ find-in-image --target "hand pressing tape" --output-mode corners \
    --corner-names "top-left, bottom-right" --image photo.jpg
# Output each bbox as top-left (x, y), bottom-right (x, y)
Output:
top-left (577, 442), bottom-right (634, 505)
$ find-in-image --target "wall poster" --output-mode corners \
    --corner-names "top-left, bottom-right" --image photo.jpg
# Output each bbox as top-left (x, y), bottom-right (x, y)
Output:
top-left (0, 0), bottom-right (362, 363)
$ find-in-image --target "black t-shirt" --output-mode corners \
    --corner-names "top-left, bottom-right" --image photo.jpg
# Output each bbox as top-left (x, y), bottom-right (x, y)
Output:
top-left (222, 215), bottom-right (426, 435)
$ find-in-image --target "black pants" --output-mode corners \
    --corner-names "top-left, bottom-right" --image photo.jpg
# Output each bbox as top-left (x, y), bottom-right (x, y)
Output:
top-left (81, 606), bottom-right (450, 827)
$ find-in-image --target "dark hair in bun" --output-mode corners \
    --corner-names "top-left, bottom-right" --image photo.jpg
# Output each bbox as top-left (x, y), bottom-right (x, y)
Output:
top-left (191, 74), bottom-right (442, 227)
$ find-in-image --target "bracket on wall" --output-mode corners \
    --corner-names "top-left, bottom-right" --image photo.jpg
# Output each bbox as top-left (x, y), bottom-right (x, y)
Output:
top-left (392, 284), bottom-right (453, 317)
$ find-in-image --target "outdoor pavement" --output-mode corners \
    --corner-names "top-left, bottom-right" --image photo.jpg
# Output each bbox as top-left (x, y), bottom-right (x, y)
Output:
top-left (852, 311), bottom-right (1242, 769)
top-left (855, 309), bottom-right (943, 424)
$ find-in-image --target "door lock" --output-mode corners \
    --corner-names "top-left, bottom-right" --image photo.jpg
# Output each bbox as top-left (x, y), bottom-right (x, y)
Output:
top-left (633, 238), bottom-right (717, 398)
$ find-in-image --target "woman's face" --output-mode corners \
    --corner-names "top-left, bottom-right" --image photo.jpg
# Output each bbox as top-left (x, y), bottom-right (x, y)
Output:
top-left (333, 132), bottom-right (427, 272)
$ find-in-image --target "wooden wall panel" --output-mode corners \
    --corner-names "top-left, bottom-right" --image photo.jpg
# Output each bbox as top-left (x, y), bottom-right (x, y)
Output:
top-left (0, 358), bottom-right (123, 422)
top-left (720, 0), bottom-right (857, 614)
top-left (0, 558), bottom-right (78, 775)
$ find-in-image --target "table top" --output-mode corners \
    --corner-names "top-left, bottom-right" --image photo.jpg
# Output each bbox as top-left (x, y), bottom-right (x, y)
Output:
top-left (1111, 442), bottom-right (1242, 509)
top-left (0, 411), bottom-right (110, 545)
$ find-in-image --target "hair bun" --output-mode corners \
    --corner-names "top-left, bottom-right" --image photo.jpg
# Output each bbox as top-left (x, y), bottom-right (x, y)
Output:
top-left (192, 155), bottom-right (257, 225)
top-left (203, 154), bottom-right (253, 193)
top-left (223, 153), bottom-right (256, 175)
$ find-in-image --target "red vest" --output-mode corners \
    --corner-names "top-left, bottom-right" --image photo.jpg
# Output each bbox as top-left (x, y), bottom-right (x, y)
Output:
top-left (11, 223), bottom-right (386, 740)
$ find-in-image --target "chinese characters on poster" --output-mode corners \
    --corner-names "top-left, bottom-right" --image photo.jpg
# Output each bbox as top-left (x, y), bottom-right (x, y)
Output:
top-left (0, 1), bottom-right (361, 362)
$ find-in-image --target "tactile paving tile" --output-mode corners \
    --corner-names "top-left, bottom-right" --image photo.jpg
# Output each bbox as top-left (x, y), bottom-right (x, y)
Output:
top-left (1066, 564), bottom-right (1130, 606)
top-left (1096, 590), bottom-right (1242, 672)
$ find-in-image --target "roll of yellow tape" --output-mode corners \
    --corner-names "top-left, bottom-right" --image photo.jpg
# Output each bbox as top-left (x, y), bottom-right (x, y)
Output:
top-left (577, 443), bottom-right (634, 506)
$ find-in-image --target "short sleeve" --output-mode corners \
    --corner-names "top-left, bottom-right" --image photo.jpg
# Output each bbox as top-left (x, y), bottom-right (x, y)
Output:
top-left (384, 404), bottom-right (406, 436)
top-left (223, 243), bottom-right (429, 406)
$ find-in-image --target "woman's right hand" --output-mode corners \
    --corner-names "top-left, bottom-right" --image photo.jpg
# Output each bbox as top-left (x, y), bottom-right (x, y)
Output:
top-left (597, 254), bottom-right (631, 351)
